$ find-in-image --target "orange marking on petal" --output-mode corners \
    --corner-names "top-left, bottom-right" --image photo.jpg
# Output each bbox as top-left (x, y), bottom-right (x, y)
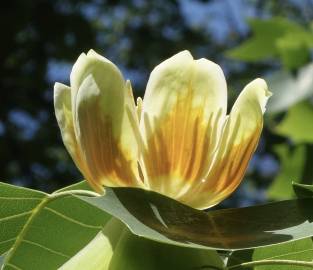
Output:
top-left (78, 99), bottom-right (139, 188)
top-left (142, 86), bottom-right (221, 198)
top-left (61, 103), bottom-right (102, 192)
top-left (183, 121), bottom-right (262, 208)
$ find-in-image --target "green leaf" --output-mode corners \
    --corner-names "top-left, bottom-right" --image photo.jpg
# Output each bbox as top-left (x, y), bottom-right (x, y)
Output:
top-left (267, 144), bottom-right (306, 200)
top-left (3, 181), bottom-right (313, 269)
top-left (61, 218), bottom-right (224, 270)
top-left (227, 18), bottom-right (292, 61)
top-left (0, 182), bottom-right (111, 270)
top-left (275, 101), bottom-right (313, 143)
top-left (0, 183), bottom-right (46, 256)
top-left (293, 183), bottom-right (313, 198)
top-left (227, 238), bottom-right (313, 270)
top-left (276, 33), bottom-right (310, 69)
top-left (266, 63), bottom-right (313, 113)
top-left (60, 218), bottom-right (126, 270)
top-left (227, 17), bottom-right (313, 69)
top-left (79, 187), bottom-right (313, 250)
top-left (55, 180), bottom-right (92, 192)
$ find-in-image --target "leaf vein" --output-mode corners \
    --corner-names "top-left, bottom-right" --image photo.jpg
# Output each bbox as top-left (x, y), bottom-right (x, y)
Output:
top-left (0, 197), bottom-right (42, 201)
top-left (229, 248), bottom-right (313, 266)
top-left (265, 248), bottom-right (313, 260)
top-left (6, 263), bottom-right (23, 270)
top-left (0, 211), bottom-right (32, 222)
top-left (22, 239), bottom-right (70, 259)
top-left (45, 207), bottom-right (103, 230)
top-left (0, 237), bottom-right (16, 246)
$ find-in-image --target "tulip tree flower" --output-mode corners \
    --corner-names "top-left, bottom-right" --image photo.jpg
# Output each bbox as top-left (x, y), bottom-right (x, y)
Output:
top-left (54, 50), bottom-right (271, 210)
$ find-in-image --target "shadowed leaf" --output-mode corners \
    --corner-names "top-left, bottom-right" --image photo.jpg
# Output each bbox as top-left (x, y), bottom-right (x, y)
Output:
top-left (79, 186), bottom-right (313, 250)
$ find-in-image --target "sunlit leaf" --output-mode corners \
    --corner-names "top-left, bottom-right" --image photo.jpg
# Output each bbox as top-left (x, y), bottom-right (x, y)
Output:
top-left (276, 33), bottom-right (310, 69)
top-left (56, 180), bottom-right (92, 192)
top-left (0, 183), bottom-right (46, 256)
top-left (267, 144), bottom-right (306, 200)
top-left (275, 101), bottom-right (313, 143)
top-left (227, 17), bottom-right (313, 69)
top-left (0, 182), bottom-right (110, 270)
top-left (267, 63), bottom-right (313, 113)
top-left (79, 186), bottom-right (313, 250)
top-left (61, 219), bottom-right (224, 270)
top-left (227, 238), bottom-right (313, 270)
top-left (227, 18), bottom-right (294, 61)
top-left (60, 219), bottom-right (125, 270)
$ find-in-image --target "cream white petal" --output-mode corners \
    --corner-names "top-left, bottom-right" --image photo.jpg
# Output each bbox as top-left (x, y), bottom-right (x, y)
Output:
top-left (74, 59), bottom-right (142, 188)
top-left (139, 51), bottom-right (227, 199)
top-left (183, 78), bottom-right (271, 209)
top-left (53, 82), bottom-right (101, 191)
top-left (54, 82), bottom-right (77, 159)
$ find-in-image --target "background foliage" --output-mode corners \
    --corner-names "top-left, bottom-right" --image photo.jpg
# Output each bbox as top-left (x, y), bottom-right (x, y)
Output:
top-left (1, 0), bottom-right (313, 207)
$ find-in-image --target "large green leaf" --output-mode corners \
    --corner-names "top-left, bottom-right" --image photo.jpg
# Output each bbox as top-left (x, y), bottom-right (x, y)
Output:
top-left (3, 181), bottom-right (313, 269)
top-left (267, 144), bottom-right (306, 200)
top-left (275, 101), bottom-right (313, 143)
top-left (79, 187), bottom-right (313, 250)
top-left (227, 238), bottom-right (313, 270)
top-left (266, 63), bottom-right (313, 113)
top-left (60, 219), bottom-right (224, 270)
top-left (0, 182), bottom-right (110, 270)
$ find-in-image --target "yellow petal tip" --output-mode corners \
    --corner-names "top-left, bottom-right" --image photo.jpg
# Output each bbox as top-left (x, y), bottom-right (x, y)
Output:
top-left (252, 78), bottom-right (272, 97)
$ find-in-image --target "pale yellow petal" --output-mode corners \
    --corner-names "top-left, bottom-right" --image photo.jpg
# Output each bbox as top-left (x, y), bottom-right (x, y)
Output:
top-left (53, 83), bottom-right (101, 192)
top-left (140, 51), bottom-right (227, 199)
top-left (136, 97), bottom-right (143, 120)
top-left (73, 51), bottom-right (142, 188)
top-left (184, 78), bottom-right (271, 209)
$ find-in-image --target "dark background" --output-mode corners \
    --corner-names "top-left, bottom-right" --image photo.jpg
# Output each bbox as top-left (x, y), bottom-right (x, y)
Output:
top-left (1, 0), bottom-right (313, 207)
